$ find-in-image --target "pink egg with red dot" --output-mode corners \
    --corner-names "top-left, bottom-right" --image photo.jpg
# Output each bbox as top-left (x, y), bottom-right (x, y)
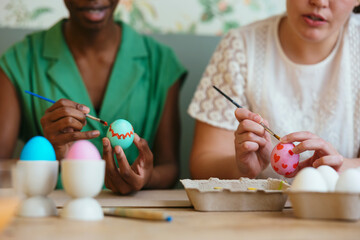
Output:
top-left (270, 143), bottom-right (299, 177)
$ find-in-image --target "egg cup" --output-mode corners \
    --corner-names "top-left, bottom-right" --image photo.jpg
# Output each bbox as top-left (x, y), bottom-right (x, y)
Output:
top-left (60, 160), bottom-right (105, 221)
top-left (16, 161), bottom-right (59, 217)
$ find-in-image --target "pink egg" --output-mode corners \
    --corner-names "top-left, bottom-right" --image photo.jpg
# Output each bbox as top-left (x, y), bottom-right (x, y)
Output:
top-left (270, 143), bottom-right (299, 177)
top-left (65, 140), bottom-right (101, 160)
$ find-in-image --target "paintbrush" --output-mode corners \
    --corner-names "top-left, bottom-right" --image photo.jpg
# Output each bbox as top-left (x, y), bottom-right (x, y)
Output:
top-left (103, 207), bottom-right (172, 222)
top-left (25, 90), bottom-right (108, 126)
top-left (213, 85), bottom-right (280, 141)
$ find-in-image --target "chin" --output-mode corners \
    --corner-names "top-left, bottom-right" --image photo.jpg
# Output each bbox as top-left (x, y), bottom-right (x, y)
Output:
top-left (298, 29), bottom-right (329, 43)
top-left (72, 15), bottom-right (114, 31)
top-left (82, 20), bottom-right (110, 31)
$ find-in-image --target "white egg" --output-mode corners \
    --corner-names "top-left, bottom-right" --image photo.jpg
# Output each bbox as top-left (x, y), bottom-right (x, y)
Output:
top-left (335, 168), bottom-right (360, 193)
top-left (316, 165), bottom-right (339, 192)
top-left (291, 167), bottom-right (328, 192)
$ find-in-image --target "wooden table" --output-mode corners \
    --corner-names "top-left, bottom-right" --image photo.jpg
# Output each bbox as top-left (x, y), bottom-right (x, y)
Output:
top-left (1, 190), bottom-right (360, 240)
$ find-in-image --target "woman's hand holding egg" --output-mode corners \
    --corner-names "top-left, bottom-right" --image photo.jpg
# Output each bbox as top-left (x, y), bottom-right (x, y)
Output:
top-left (281, 131), bottom-right (344, 172)
top-left (102, 134), bottom-right (153, 195)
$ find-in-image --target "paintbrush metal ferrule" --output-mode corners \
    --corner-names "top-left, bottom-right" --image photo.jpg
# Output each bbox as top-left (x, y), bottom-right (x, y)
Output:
top-left (85, 114), bottom-right (108, 126)
top-left (260, 122), bottom-right (280, 140)
top-left (212, 85), bottom-right (280, 141)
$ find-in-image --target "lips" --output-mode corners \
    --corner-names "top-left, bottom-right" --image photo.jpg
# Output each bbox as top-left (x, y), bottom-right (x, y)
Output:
top-left (302, 13), bottom-right (327, 27)
top-left (304, 13), bottom-right (326, 21)
top-left (78, 6), bottom-right (110, 22)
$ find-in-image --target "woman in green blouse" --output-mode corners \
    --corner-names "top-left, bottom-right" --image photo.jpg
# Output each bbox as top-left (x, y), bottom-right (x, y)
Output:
top-left (0, 0), bottom-right (186, 194)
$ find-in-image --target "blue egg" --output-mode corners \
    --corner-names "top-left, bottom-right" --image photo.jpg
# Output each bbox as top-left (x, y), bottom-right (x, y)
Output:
top-left (20, 136), bottom-right (56, 161)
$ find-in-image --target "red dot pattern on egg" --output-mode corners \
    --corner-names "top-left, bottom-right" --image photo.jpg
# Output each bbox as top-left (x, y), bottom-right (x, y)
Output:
top-left (270, 143), bottom-right (300, 176)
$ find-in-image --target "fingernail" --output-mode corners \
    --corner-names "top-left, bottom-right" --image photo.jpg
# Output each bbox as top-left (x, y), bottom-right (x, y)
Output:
top-left (134, 133), bottom-right (140, 142)
top-left (102, 138), bottom-right (108, 146)
top-left (292, 147), bottom-right (298, 154)
top-left (78, 105), bottom-right (90, 113)
top-left (115, 146), bottom-right (121, 154)
top-left (254, 114), bottom-right (262, 123)
top-left (62, 127), bottom-right (74, 133)
top-left (92, 130), bottom-right (100, 136)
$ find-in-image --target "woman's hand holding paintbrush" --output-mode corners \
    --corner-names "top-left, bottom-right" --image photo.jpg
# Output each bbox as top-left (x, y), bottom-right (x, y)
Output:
top-left (213, 86), bottom-right (280, 141)
top-left (233, 106), bottom-right (275, 178)
top-left (40, 98), bottom-right (101, 159)
top-left (25, 91), bottom-right (108, 126)
top-left (25, 91), bottom-right (106, 159)
top-left (213, 86), bottom-right (278, 178)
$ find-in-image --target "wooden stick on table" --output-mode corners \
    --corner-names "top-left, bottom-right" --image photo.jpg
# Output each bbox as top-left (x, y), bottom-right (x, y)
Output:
top-left (103, 207), bottom-right (172, 222)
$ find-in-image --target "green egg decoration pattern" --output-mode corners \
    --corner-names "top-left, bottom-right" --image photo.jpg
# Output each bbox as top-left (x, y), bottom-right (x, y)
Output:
top-left (106, 119), bottom-right (134, 149)
top-left (20, 136), bottom-right (56, 161)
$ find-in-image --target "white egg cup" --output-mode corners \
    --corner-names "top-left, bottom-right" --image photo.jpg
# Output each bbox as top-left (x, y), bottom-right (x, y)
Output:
top-left (60, 160), bottom-right (105, 221)
top-left (16, 160), bottom-right (59, 217)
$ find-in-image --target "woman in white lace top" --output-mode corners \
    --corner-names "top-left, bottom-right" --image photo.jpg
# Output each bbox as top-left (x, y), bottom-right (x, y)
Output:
top-left (188, 0), bottom-right (360, 180)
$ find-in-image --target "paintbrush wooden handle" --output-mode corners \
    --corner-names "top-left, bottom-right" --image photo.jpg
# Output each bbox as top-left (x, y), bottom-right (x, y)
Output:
top-left (103, 208), bottom-right (172, 222)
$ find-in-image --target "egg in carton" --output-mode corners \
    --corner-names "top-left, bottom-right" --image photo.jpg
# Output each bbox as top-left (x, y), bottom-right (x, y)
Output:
top-left (286, 166), bottom-right (360, 221)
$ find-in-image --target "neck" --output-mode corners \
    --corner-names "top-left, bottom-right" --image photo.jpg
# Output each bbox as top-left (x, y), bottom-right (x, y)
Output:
top-left (279, 17), bottom-right (340, 65)
top-left (64, 20), bottom-right (121, 53)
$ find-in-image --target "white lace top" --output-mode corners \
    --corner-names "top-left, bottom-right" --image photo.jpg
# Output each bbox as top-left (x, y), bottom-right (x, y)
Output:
top-left (188, 14), bottom-right (360, 178)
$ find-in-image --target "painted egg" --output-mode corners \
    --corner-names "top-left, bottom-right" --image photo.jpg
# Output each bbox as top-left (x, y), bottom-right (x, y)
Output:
top-left (270, 143), bottom-right (299, 177)
top-left (106, 119), bottom-right (134, 149)
top-left (65, 140), bottom-right (101, 160)
top-left (20, 136), bottom-right (56, 161)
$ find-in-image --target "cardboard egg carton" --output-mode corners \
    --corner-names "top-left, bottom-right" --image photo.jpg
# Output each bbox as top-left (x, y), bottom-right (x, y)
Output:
top-left (180, 178), bottom-right (290, 212)
top-left (286, 191), bottom-right (360, 221)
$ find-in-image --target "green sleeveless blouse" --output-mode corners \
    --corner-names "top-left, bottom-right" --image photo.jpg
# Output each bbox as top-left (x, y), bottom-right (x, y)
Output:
top-left (0, 20), bottom-right (186, 188)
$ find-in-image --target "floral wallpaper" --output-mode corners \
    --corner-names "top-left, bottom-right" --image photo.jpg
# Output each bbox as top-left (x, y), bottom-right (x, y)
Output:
top-left (0, 0), bottom-right (285, 35)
